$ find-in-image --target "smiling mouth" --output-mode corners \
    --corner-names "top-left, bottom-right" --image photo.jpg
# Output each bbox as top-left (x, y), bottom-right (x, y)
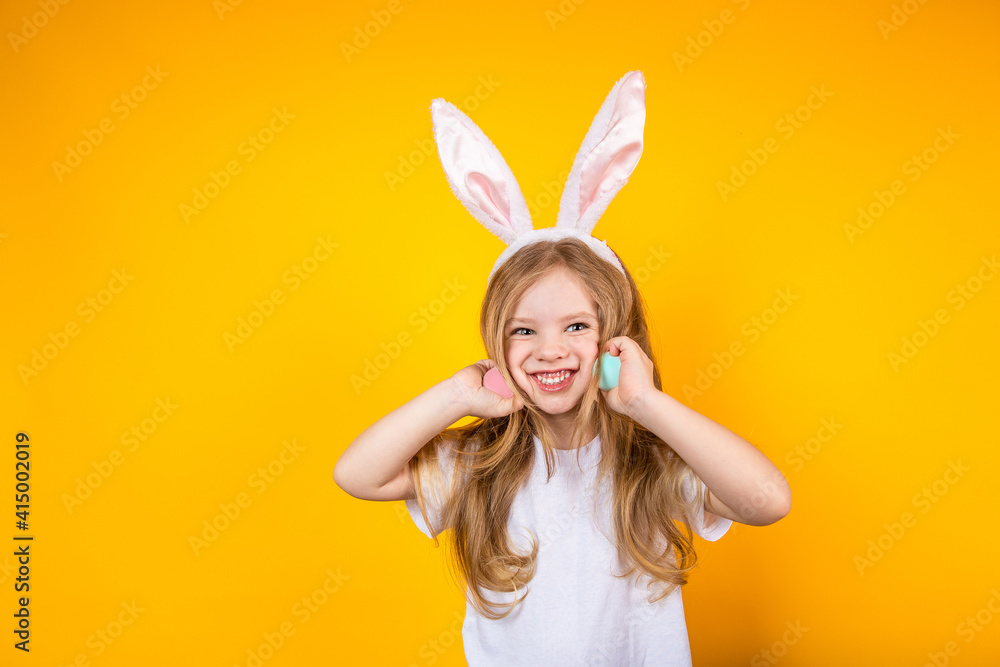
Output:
top-left (530, 370), bottom-right (576, 392)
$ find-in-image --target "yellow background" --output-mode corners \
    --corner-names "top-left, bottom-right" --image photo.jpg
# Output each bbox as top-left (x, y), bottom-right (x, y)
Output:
top-left (2, 0), bottom-right (998, 664)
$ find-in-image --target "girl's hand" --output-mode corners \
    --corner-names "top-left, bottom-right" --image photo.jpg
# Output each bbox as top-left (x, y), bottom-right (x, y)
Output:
top-left (600, 337), bottom-right (656, 420)
top-left (450, 359), bottom-right (525, 419)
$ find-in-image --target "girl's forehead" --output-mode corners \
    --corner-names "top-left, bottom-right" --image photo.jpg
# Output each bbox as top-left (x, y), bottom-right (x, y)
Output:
top-left (508, 295), bottom-right (598, 325)
top-left (515, 268), bottom-right (592, 303)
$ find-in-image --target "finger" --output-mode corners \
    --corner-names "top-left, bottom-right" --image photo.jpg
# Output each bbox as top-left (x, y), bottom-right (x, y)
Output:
top-left (614, 336), bottom-right (637, 357)
top-left (606, 338), bottom-right (625, 356)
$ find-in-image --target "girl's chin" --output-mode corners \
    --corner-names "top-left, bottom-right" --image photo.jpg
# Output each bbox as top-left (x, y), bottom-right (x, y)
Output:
top-left (540, 406), bottom-right (578, 416)
top-left (529, 391), bottom-right (586, 414)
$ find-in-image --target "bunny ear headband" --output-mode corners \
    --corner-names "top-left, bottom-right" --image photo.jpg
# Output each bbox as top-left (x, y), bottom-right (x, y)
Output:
top-left (430, 70), bottom-right (646, 284)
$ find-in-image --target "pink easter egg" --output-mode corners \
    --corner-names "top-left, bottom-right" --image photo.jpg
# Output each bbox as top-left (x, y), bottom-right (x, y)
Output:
top-left (483, 367), bottom-right (513, 398)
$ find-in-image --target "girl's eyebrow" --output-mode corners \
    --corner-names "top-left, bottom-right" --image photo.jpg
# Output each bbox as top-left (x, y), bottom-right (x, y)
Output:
top-left (506, 312), bottom-right (597, 326)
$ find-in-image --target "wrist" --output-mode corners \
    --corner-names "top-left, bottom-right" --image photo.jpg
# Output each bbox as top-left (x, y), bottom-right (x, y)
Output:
top-left (437, 377), bottom-right (475, 420)
top-left (625, 386), bottom-right (659, 425)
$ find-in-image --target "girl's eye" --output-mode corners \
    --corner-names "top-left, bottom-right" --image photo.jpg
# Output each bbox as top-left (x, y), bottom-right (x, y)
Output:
top-left (510, 323), bottom-right (588, 336)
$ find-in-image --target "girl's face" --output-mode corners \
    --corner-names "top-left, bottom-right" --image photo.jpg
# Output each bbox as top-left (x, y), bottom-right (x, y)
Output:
top-left (504, 266), bottom-right (601, 415)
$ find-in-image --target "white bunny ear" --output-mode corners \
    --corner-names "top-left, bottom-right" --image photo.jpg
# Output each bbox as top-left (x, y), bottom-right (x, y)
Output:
top-left (430, 99), bottom-right (534, 245)
top-left (556, 71), bottom-right (646, 233)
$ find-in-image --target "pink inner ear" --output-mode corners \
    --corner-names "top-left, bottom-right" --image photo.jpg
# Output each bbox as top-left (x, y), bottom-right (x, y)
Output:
top-left (467, 171), bottom-right (512, 228)
top-left (578, 139), bottom-right (642, 214)
top-left (578, 87), bottom-right (645, 219)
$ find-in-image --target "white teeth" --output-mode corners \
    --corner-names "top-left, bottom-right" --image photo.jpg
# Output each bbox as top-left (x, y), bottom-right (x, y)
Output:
top-left (534, 370), bottom-right (571, 385)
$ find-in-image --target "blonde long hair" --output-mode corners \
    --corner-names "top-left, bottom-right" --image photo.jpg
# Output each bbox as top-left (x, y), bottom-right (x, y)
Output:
top-left (408, 238), bottom-right (709, 619)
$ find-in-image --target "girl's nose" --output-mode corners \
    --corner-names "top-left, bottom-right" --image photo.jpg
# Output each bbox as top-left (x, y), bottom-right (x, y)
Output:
top-left (535, 333), bottom-right (568, 360)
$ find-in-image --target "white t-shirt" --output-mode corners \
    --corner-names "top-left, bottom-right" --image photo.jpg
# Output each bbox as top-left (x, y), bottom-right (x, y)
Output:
top-left (405, 432), bottom-right (732, 666)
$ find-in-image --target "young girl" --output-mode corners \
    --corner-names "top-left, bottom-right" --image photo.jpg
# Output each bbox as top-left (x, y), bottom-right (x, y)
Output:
top-left (334, 71), bottom-right (791, 666)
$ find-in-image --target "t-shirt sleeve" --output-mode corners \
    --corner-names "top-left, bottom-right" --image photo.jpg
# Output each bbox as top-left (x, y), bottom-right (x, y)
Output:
top-left (404, 440), bottom-right (461, 540)
top-left (681, 474), bottom-right (732, 542)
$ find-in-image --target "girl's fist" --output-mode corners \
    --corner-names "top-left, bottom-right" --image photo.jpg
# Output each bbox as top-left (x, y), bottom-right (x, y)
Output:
top-left (599, 337), bottom-right (655, 419)
top-left (451, 359), bottom-right (525, 419)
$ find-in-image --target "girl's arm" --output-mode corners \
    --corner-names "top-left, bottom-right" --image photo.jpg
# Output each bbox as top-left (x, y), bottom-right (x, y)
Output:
top-left (603, 336), bottom-right (791, 527)
top-left (629, 389), bottom-right (791, 526)
top-left (334, 378), bottom-right (469, 501)
top-left (334, 359), bottom-right (523, 502)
